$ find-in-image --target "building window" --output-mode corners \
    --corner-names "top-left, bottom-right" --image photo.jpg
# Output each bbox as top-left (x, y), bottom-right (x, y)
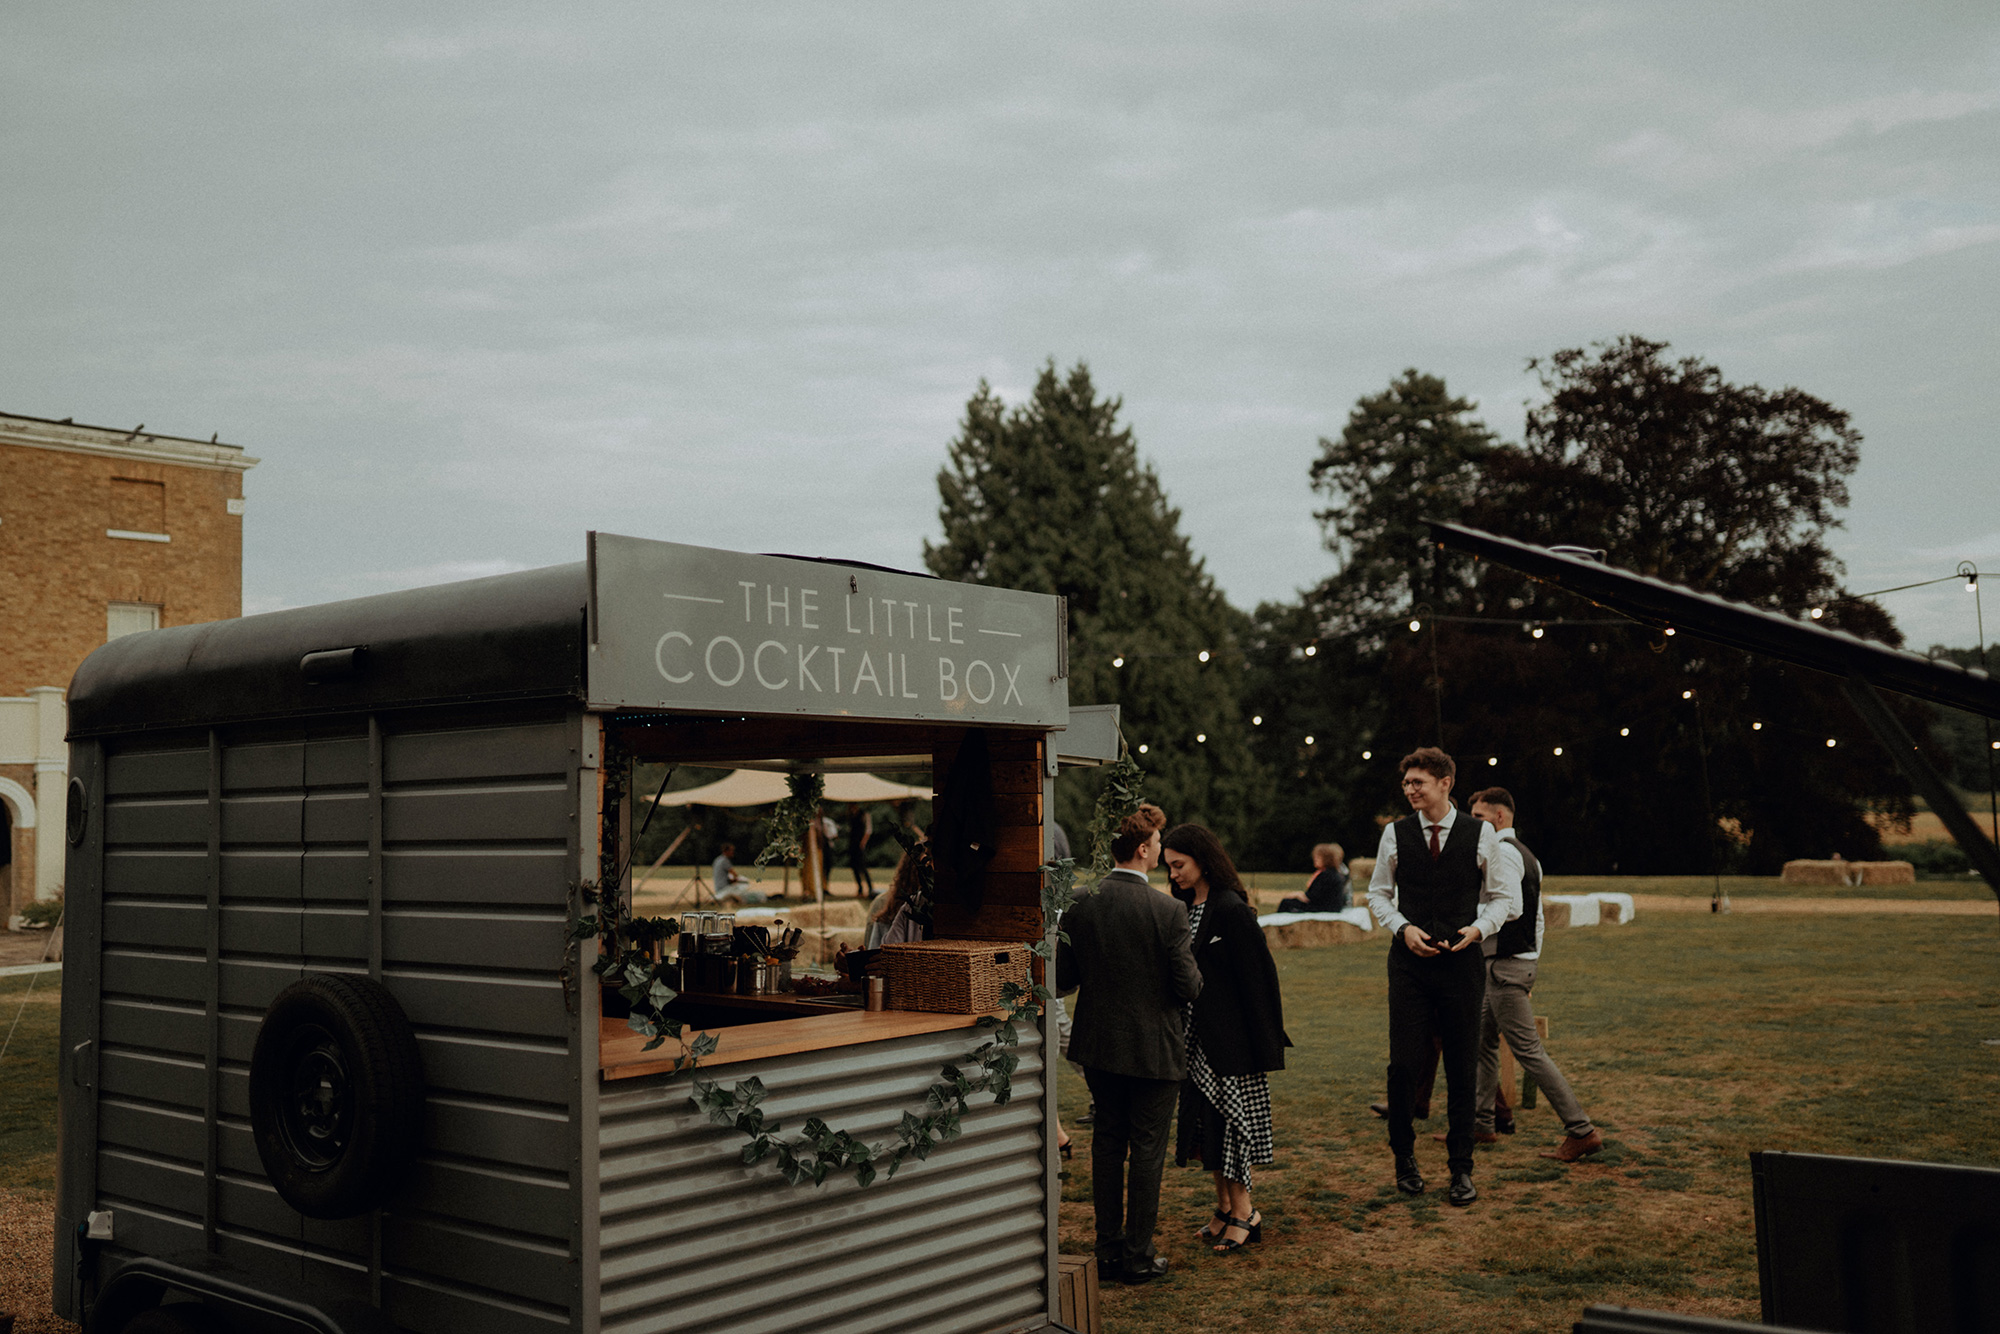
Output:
top-left (107, 602), bottom-right (161, 640)
top-left (109, 478), bottom-right (168, 541)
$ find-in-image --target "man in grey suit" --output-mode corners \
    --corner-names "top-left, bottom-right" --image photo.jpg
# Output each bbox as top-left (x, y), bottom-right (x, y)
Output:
top-left (1056, 802), bottom-right (1201, 1284)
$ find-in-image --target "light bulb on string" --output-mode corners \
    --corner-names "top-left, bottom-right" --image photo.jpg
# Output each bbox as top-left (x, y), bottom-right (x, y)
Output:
top-left (1753, 722), bottom-right (1763, 731)
top-left (1304, 735), bottom-right (1316, 746)
top-left (1304, 644), bottom-right (1317, 657)
top-left (1196, 733), bottom-right (1207, 744)
top-left (1487, 757), bottom-right (1499, 767)
top-left (1825, 738), bottom-right (1837, 748)
top-left (1665, 627), bottom-right (1677, 637)
top-left (1362, 750), bottom-right (1372, 760)
top-left (1198, 649), bottom-right (1211, 663)
top-left (1113, 655), bottom-right (1124, 668)
top-left (1252, 715), bottom-right (1263, 726)
top-left (1137, 743), bottom-right (1148, 754)
top-left (1810, 607), bottom-right (1825, 619)
top-left (1682, 690), bottom-right (1693, 700)
top-left (1620, 727), bottom-right (1630, 737)
top-left (1409, 619), bottom-right (1422, 633)
top-left (1532, 626), bottom-right (1545, 639)
top-left (1553, 746), bottom-right (1563, 756)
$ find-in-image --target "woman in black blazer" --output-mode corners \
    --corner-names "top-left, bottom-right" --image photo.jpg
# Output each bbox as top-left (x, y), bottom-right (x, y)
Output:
top-left (1162, 823), bottom-right (1291, 1253)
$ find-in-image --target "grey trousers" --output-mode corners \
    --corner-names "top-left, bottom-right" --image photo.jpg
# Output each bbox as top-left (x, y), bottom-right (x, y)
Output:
top-left (1474, 956), bottom-right (1593, 1137)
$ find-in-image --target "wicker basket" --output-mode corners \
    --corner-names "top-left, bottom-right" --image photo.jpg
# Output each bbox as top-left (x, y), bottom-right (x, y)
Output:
top-left (878, 939), bottom-right (1030, 1014)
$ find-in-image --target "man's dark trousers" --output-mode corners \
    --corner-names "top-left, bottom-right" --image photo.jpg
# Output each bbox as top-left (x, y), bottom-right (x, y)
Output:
top-left (1081, 1067), bottom-right (1180, 1271)
top-left (1387, 941), bottom-right (1486, 1174)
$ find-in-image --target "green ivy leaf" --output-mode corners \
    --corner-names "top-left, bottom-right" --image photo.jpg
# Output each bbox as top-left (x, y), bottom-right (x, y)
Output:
top-left (692, 1032), bottom-right (720, 1058)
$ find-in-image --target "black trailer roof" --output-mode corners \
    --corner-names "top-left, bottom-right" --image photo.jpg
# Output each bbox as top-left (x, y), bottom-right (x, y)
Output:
top-left (67, 563), bottom-right (588, 738)
top-left (1428, 521), bottom-right (2000, 720)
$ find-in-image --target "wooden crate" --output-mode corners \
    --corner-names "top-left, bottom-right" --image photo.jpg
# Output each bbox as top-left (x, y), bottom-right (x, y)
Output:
top-left (878, 939), bottom-right (1031, 1013)
top-left (1057, 1253), bottom-right (1101, 1334)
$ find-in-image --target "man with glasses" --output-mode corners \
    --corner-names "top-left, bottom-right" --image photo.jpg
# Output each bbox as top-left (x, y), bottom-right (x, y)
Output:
top-left (1365, 747), bottom-right (1521, 1206)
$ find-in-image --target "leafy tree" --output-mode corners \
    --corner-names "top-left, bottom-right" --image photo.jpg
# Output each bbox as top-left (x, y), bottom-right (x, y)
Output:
top-left (1274, 339), bottom-right (1915, 874)
top-left (927, 361), bottom-right (1263, 848)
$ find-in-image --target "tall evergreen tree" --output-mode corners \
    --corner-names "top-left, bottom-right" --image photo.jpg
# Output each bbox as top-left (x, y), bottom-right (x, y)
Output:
top-left (927, 361), bottom-right (1263, 848)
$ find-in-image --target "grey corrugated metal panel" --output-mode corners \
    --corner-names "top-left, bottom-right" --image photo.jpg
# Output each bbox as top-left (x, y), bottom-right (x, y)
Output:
top-left (220, 903), bottom-right (310, 955)
top-left (304, 849), bottom-right (370, 900)
top-left (105, 747), bottom-right (210, 796)
top-left (306, 734), bottom-right (371, 786)
top-left (66, 562), bottom-right (589, 738)
top-left (305, 789), bottom-right (370, 842)
top-left (415, 1031), bottom-right (574, 1105)
top-left (384, 967), bottom-right (570, 1040)
top-left (100, 1146), bottom-right (206, 1216)
top-left (104, 900), bottom-right (208, 952)
top-left (216, 1169), bottom-right (307, 1239)
top-left (384, 719), bottom-right (575, 784)
top-left (611, 1235), bottom-right (1047, 1334)
top-left (383, 1215), bottom-right (575, 1309)
top-left (597, 1029), bottom-right (1048, 1334)
top-left (104, 948), bottom-right (207, 1004)
top-left (221, 793), bottom-right (304, 844)
top-left (383, 783), bottom-right (574, 844)
top-left (219, 958), bottom-right (306, 1010)
top-left (382, 847), bottom-right (574, 905)
top-left (382, 1272), bottom-right (571, 1334)
top-left (221, 741), bottom-right (306, 793)
top-left (383, 909), bottom-right (568, 972)
top-left (106, 849), bottom-right (209, 897)
top-left (105, 796), bottom-right (212, 847)
top-left (402, 1158), bottom-right (574, 1235)
top-left (101, 998), bottom-right (207, 1056)
top-left (299, 906), bottom-right (369, 960)
top-left (221, 851), bottom-right (305, 902)
top-left (100, 1099), bottom-right (207, 1165)
top-left (426, 1096), bottom-right (574, 1173)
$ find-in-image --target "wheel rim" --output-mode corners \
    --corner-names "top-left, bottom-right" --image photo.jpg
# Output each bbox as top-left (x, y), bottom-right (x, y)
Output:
top-left (277, 1022), bottom-right (353, 1172)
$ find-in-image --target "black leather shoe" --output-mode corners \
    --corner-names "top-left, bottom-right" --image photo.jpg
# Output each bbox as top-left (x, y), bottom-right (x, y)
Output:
top-left (1448, 1171), bottom-right (1478, 1206)
top-left (1120, 1256), bottom-right (1170, 1284)
top-left (1395, 1154), bottom-right (1425, 1194)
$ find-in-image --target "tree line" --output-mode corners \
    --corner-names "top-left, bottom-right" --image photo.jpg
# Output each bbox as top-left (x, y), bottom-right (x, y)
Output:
top-left (928, 337), bottom-right (1989, 875)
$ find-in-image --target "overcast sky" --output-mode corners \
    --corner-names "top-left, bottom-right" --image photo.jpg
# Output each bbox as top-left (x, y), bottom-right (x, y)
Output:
top-left (5, 2), bottom-right (1996, 648)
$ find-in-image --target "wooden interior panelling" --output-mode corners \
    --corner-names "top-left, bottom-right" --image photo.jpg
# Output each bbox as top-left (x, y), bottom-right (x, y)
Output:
top-left (930, 729), bottom-right (1048, 945)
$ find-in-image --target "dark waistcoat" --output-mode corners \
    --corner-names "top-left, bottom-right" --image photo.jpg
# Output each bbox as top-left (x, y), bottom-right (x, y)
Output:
top-left (1392, 813), bottom-right (1482, 943)
top-left (1491, 836), bottom-right (1542, 957)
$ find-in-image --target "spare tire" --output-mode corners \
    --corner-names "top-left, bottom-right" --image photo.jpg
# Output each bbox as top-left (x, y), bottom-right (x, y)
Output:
top-left (249, 973), bottom-right (424, 1219)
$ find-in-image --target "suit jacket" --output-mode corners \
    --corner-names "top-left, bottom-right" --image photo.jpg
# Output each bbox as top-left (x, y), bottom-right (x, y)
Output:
top-left (1182, 889), bottom-right (1292, 1075)
top-left (1056, 870), bottom-right (1203, 1081)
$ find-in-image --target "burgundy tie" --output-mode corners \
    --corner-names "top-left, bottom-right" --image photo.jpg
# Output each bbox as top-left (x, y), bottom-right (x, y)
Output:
top-left (1428, 822), bottom-right (1441, 858)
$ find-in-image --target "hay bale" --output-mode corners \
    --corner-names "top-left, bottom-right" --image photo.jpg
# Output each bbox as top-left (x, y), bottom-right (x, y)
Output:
top-left (1594, 893), bottom-right (1635, 925)
top-left (1262, 918), bottom-right (1368, 950)
top-left (807, 928), bottom-right (868, 964)
top-left (1859, 861), bottom-right (1915, 885)
top-left (1349, 858), bottom-right (1376, 891)
top-left (1542, 898), bottom-right (1571, 930)
top-left (1780, 860), bottom-right (1850, 885)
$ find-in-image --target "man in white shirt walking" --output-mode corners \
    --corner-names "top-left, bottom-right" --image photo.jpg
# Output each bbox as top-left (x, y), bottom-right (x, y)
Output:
top-left (1467, 787), bottom-right (1602, 1162)
top-left (1366, 748), bottom-right (1522, 1206)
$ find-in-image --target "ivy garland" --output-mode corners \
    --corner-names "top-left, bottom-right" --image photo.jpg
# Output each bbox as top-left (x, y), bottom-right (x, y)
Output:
top-left (568, 747), bottom-right (1147, 1190)
top-left (689, 746), bottom-right (1147, 1189)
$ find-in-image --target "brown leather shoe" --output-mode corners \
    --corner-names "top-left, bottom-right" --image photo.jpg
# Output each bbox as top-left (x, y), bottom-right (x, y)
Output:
top-left (1369, 1102), bottom-right (1390, 1119)
top-left (1538, 1129), bottom-right (1604, 1162)
top-left (1432, 1130), bottom-right (1500, 1144)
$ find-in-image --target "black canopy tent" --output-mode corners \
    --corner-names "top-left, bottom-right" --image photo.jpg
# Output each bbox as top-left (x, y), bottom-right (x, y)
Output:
top-left (1426, 520), bottom-right (2000, 901)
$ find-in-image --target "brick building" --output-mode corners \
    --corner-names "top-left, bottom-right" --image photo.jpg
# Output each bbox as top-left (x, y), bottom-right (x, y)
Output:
top-left (0, 411), bottom-right (257, 922)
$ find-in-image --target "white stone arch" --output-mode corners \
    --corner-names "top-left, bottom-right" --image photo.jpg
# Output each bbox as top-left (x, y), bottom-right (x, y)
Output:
top-left (0, 775), bottom-right (34, 830)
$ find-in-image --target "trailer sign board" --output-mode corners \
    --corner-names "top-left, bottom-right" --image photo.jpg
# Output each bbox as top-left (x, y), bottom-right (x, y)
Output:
top-left (587, 531), bottom-right (1070, 728)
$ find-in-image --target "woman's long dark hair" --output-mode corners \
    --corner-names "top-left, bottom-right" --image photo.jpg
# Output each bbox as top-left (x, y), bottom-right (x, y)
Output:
top-left (1161, 823), bottom-right (1248, 905)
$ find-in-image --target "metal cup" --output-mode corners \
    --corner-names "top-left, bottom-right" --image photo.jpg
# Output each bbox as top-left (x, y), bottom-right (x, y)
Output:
top-left (865, 977), bottom-right (886, 1012)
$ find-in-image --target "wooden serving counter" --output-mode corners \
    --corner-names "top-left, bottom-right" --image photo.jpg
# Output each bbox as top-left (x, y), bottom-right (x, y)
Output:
top-left (598, 1001), bottom-right (999, 1081)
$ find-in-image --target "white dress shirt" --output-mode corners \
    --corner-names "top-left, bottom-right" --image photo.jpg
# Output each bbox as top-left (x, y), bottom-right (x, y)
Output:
top-left (1492, 828), bottom-right (1541, 960)
top-left (1366, 805), bottom-right (1522, 944)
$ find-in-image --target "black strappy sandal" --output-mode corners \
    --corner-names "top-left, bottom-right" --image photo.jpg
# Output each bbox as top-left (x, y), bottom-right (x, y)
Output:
top-left (1211, 1211), bottom-right (1263, 1253)
top-left (1195, 1208), bottom-right (1230, 1241)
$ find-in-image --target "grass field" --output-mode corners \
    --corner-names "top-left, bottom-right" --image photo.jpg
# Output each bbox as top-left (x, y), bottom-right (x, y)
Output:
top-left (5, 886), bottom-right (1997, 1333)
top-left (1059, 903), bottom-right (2000, 1333)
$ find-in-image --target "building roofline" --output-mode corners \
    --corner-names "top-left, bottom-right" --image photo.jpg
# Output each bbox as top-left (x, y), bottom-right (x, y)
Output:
top-left (0, 411), bottom-right (259, 473)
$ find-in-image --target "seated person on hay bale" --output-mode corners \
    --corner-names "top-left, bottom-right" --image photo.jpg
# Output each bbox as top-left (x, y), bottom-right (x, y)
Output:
top-left (1277, 843), bottom-right (1350, 912)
